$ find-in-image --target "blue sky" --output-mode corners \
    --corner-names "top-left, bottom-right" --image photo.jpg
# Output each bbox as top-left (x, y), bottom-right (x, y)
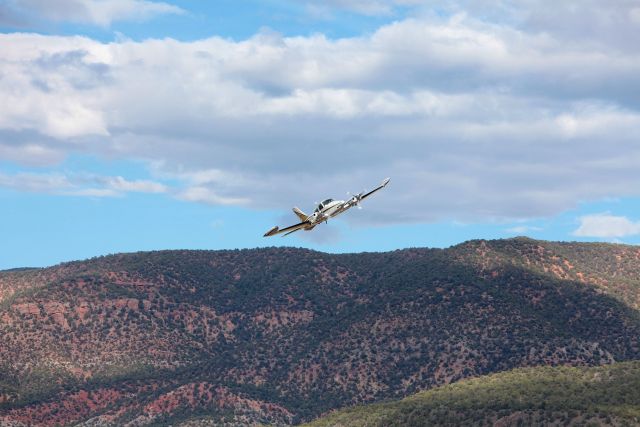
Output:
top-left (1, 0), bottom-right (639, 269)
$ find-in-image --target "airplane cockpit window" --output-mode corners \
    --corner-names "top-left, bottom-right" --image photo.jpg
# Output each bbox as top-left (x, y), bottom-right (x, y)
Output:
top-left (315, 199), bottom-right (334, 212)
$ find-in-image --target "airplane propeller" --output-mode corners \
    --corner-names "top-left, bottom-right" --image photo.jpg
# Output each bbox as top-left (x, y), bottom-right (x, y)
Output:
top-left (346, 190), bottom-right (365, 209)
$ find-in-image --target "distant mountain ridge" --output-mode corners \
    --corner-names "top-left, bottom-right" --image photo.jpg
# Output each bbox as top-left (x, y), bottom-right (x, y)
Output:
top-left (1, 238), bottom-right (639, 425)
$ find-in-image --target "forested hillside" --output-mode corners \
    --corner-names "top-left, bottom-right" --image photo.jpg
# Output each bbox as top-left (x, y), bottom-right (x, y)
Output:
top-left (306, 361), bottom-right (640, 426)
top-left (1, 238), bottom-right (639, 425)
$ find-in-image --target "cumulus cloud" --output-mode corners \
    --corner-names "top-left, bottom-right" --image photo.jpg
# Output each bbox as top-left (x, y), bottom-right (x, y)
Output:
top-left (1, 4), bottom-right (640, 224)
top-left (0, 0), bottom-right (183, 28)
top-left (573, 214), bottom-right (640, 238)
top-left (515, 0), bottom-right (640, 52)
top-left (316, 0), bottom-right (640, 53)
top-left (414, 0), bottom-right (640, 49)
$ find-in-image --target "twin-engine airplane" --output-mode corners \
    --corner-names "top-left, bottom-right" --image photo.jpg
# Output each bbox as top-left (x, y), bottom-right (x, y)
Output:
top-left (264, 177), bottom-right (390, 237)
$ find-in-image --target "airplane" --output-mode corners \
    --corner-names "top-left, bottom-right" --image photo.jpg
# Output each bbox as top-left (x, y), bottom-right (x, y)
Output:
top-left (264, 177), bottom-right (390, 237)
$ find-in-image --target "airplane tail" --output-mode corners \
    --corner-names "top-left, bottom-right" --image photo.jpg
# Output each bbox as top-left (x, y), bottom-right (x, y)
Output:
top-left (292, 207), bottom-right (307, 221)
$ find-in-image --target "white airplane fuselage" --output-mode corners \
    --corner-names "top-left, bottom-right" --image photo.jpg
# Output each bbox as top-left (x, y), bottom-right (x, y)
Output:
top-left (313, 200), bottom-right (344, 222)
top-left (299, 199), bottom-right (345, 230)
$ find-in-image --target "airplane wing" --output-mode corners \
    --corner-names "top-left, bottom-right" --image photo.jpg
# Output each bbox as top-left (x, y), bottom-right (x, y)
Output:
top-left (263, 220), bottom-right (310, 237)
top-left (359, 177), bottom-right (390, 201)
top-left (332, 177), bottom-right (391, 215)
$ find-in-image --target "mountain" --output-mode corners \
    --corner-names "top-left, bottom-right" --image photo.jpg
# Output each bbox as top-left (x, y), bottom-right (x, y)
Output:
top-left (1, 238), bottom-right (639, 425)
top-left (305, 361), bottom-right (640, 427)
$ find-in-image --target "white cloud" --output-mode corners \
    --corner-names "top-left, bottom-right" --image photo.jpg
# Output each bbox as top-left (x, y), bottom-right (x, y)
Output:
top-left (307, 0), bottom-right (393, 16)
top-left (0, 0), bottom-right (183, 27)
top-left (177, 186), bottom-right (249, 206)
top-left (505, 225), bottom-right (542, 234)
top-left (0, 142), bottom-right (65, 166)
top-left (631, 8), bottom-right (640, 25)
top-left (1, 5), bottom-right (640, 224)
top-left (64, 187), bottom-right (119, 197)
top-left (573, 213), bottom-right (640, 238)
top-left (0, 172), bottom-right (73, 193)
top-left (308, 0), bottom-right (640, 56)
top-left (104, 176), bottom-right (167, 193)
top-left (304, 0), bottom-right (426, 17)
top-left (0, 171), bottom-right (167, 197)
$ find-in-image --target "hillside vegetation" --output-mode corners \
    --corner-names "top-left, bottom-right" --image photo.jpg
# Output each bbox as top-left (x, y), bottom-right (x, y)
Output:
top-left (0, 238), bottom-right (639, 425)
top-left (306, 361), bottom-right (640, 427)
